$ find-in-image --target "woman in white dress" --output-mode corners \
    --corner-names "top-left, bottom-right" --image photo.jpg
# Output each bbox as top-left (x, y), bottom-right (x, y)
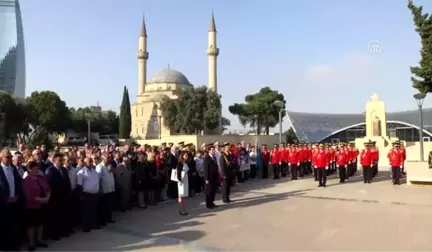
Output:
top-left (176, 151), bottom-right (189, 216)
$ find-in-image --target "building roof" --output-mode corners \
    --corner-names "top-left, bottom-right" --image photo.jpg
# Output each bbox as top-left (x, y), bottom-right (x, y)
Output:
top-left (148, 68), bottom-right (191, 85)
top-left (287, 108), bottom-right (432, 142)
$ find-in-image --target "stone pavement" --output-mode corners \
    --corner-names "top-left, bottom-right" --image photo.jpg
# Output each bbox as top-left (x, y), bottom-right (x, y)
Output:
top-left (43, 170), bottom-right (432, 251)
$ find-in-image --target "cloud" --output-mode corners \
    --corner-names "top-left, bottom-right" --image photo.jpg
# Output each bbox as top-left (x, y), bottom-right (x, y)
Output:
top-left (302, 53), bottom-right (377, 87)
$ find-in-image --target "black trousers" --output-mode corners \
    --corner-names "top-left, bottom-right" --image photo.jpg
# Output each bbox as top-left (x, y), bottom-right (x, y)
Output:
top-left (250, 164), bottom-right (257, 179)
top-left (222, 178), bottom-right (232, 202)
top-left (0, 203), bottom-right (19, 250)
top-left (392, 166), bottom-right (401, 184)
top-left (298, 162), bottom-right (304, 177)
top-left (262, 164), bottom-right (269, 179)
top-left (272, 163), bottom-right (279, 179)
top-left (290, 164), bottom-right (298, 180)
top-left (280, 162), bottom-right (287, 177)
top-left (362, 165), bottom-right (372, 183)
top-left (338, 165), bottom-right (346, 183)
top-left (306, 161), bottom-right (312, 174)
top-left (99, 192), bottom-right (115, 225)
top-left (346, 163), bottom-right (353, 178)
top-left (47, 198), bottom-right (68, 237)
top-left (317, 168), bottom-right (327, 186)
top-left (372, 163), bottom-right (378, 177)
top-left (205, 181), bottom-right (217, 207)
top-left (81, 192), bottom-right (99, 231)
top-left (313, 167), bottom-right (318, 181)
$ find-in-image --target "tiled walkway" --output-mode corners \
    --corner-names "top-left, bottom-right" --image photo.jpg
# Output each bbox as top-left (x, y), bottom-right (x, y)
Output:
top-left (43, 170), bottom-right (432, 251)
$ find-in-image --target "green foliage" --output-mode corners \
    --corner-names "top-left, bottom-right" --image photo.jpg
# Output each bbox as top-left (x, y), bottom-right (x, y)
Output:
top-left (0, 92), bottom-right (20, 137)
top-left (119, 86), bottom-right (132, 138)
top-left (221, 116), bottom-right (231, 133)
top-left (408, 0), bottom-right (432, 93)
top-left (228, 87), bottom-right (286, 135)
top-left (26, 91), bottom-right (71, 134)
top-left (160, 86), bottom-right (222, 134)
top-left (284, 128), bottom-right (298, 143)
top-left (69, 107), bottom-right (119, 135)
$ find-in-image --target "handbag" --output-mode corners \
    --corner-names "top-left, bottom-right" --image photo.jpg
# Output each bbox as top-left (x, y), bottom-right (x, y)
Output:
top-left (170, 169), bottom-right (178, 182)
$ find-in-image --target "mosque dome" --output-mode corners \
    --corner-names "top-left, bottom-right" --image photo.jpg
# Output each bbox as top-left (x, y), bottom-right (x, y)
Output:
top-left (148, 68), bottom-right (191, 85)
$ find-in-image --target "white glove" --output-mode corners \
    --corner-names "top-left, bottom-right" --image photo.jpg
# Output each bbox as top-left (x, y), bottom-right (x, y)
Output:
top-left (314, 165), bottom-right (317, 169)
top-left (325, 166), bottom-right (329, 170)
top-left (400, 165), bottom-right (403, 168)
top-left (279, 162), bottom-right (281, 165)
top-left (308, 160), bottom-right (311, 162)
top-left (297, 163), bottom-right (300, 166)
top-left (345, 165), bottom-right (347, 168)
top-left (348, 161), bottom-right (351, 164)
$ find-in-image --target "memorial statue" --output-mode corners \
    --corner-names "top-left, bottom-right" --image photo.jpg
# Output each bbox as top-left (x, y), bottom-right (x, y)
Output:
top-left (373, 116), bottom-right (381, 136)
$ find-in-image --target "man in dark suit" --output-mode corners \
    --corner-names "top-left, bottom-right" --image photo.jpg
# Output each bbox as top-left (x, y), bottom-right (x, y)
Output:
top-left (45, 153), bottom-right (72, 240)
top-left (0, 149), bottom-right (23, 251)
top-left (203, 144), bottom-right (219, 209)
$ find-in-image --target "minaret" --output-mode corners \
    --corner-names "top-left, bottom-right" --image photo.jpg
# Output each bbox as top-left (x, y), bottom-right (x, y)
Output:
top-left (138, 15), bottom-right (149, 95)
top-left (207, 12), bottom-right (219, 92)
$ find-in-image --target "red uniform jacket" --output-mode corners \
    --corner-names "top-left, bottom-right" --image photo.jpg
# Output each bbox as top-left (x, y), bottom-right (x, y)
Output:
top-left (302, 147), bottom-right (308, 162)
top-left (348, 148), bottom-right (356, 163)
top-left (288, 149), bottom-right (300, 165)
top-left (387, 149), bottom-right (404, 167)
top-left (271, 149), bottom-right (280, 164)
top-left (400, 148), bottom-right (406, 161)
top-left (313, 150), bottom-right (328, 168)
top-left (336, 150), bottom-right (349, 166)
top-left (280, 149), bottom-right (288, 162)
top-left (371, 149), bottom-right (379, 164)
top-left (262, 150), bottom-right (270, 164)
top-left (360, 149), bottom-right (373, 166)
top-left (329, 149), bottom-right (336, 162)
top-left (307, 148), bottom-right (313, 161)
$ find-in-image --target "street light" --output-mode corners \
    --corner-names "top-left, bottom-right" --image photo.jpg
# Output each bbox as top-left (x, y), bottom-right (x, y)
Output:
top-left (414, 93), bottom-right (427, 161)
top-left (273, 100), bottom-right (285, 143)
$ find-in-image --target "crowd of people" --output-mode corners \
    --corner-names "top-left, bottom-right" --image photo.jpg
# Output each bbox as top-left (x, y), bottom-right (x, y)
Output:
top-left (0, 139), bottom-right (407, 251)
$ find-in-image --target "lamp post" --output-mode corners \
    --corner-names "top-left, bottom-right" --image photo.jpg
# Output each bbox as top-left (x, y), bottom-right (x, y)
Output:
top-left (87, 119), bottom-right (91, 145)
top-left (414, 93), bottom-right (427, 161)
top-left (273, 100), bottom-right (285, 143)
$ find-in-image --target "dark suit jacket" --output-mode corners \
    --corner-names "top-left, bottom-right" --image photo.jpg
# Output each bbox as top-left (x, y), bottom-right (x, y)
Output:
top-left (220, 152), bottom-right (234, 179)
top-left (203, 154), bottom-right (219, 184)
top-left (0, 165), bottom-right (23, 208)
top-left (44, 165), bottom-right (71, 202)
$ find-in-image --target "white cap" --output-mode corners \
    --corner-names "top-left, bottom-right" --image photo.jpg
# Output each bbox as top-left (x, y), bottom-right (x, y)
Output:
top-left (214, 141), bottom-right (219, 146)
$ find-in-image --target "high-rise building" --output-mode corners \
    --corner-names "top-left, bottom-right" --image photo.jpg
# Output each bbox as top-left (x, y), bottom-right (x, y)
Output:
top-left (0, 0), bottom-right (25, 98)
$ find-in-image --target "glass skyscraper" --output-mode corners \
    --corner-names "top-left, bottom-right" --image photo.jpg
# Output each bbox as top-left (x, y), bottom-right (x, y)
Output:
top-left (0, 0), bottom-right (25, 98)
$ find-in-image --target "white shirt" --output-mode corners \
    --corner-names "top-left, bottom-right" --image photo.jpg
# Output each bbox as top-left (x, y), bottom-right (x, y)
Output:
top-left (66, 167), bottom-right (78, 190)
top-left (77, 166), bottom-right (100, 194)
top-left (249, 151), bottom-right (257, 165)
top-left (96, 163), bottom-right (115, 194)
top-left (1, 164), bottom-right (15, 197)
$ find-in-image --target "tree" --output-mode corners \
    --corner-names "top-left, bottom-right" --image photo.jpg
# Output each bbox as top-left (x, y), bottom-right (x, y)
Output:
top-left (408, 0), bottom-right (432, 93)
top-left (228, 87), bottom-right (286, 135)
top-left (160, 86), bottom-right (222, 134)
top-left (0, 91), bottom-right (20, 138)
top-left (119, 86), bottom-right (132, 138)
top-left (25, 91), bottom-right (71, 146)
top-left (284, 128), bottom-right (298, 143)
top-left (69, 107), bottom-right (119, 135)
top-left (221, 116), bottom-right (231, 133)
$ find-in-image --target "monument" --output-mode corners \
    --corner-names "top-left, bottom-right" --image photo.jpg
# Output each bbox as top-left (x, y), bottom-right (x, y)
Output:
top-left (355, 94), bottom-right (396, 163)
top-left (130, 14), bottom-right (221, 139)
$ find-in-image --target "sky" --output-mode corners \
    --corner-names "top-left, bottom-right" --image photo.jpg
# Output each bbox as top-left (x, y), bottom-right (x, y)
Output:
top-left (19, 0), bottom-right (432, 131)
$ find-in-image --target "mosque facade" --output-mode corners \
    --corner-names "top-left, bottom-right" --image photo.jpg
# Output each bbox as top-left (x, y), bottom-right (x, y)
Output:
top-left (130, 14), bottom-right (220, 139)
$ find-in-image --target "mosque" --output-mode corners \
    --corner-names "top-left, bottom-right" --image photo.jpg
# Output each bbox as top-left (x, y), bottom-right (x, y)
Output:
top-left (130, 14), bottom-right (220, 139)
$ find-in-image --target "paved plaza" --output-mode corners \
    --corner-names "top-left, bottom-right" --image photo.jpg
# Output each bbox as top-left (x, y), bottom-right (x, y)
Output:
top-left (43, 168), bottom-right (432, 251)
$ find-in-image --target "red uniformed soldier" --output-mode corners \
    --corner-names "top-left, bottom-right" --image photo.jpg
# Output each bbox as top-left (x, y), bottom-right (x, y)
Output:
top-left (279, 143), bottom-right (288, 177)
top-left (329, 146), bottom-right (336, 173)
top-left (371, 142), bottom-right (379, 177)
top-left (387, 141), bottom-right (404, 185)
top-left (313, 143), bottom-right (329, 187)
top-left (270, 144), bottom-right (280, 179)
top-left (360, 141), bottom-right (373, 184)
top-left (288, 144), bottom-right (300, 180)
top-left (336, 143), bottom-right (349, 183)
top-left (261, 145), bottom-right (270, 179)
